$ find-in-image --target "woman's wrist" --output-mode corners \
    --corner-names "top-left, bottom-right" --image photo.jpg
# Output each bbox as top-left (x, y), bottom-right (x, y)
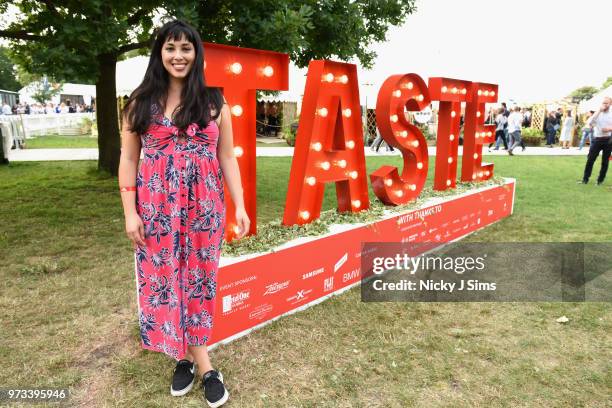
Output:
top-left (123, 207), bottom-right (139, 217)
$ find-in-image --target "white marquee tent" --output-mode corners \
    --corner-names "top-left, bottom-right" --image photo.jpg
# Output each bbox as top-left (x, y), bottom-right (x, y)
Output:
top-left (578, 85), bottom-right (612, 113)
top-left (19, 82), bottom-right (96, 106)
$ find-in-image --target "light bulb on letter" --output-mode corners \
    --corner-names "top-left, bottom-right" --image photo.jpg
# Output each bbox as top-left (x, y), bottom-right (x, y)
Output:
top-left (231, 105), bottom-right (243, 116)
top-left (263, 65), bottom-right (274, 77)
top-left (230, 62), bottom-right (242, 74)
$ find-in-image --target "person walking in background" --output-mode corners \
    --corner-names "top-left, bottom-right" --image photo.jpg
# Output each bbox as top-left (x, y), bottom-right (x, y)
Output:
top-left (507, 106), bottom-right (525, 155)
top-left (501, 102), bottom-right (511, 146)
top-left (578, 110), bottom-right (595, 150)
top-left (522, 108), bottom-right (532, 127)
top-left (544, 111), bottom-right (557, 147)
top-left (559, 110), bottom-right (574, 149)
top-left (579, 97), bottom-right (612, 185)
top-left (489, 107), bottom-right (508, 151)
top-left (370, 128), bottom-right (395, 153)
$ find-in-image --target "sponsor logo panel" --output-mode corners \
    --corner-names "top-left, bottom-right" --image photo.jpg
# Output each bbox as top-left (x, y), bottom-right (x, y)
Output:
top-left (249, 303), bottom-right (273, 321)
top-left (286, 288), bottom-right (313, 305)
top-left (263, 280), bottom-right (290, 295)
top-left (222, 290), bottom-right (250, 314)
top-left (302, 267), bottom-right (325, 280)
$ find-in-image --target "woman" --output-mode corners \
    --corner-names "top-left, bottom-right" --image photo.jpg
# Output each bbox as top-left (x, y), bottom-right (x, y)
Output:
top-left (559, 110), bottom-right (574, 149)
top-left (545, 111), bottom-right (558, 147)
top-left (118, 20), bottom-right (249, 407)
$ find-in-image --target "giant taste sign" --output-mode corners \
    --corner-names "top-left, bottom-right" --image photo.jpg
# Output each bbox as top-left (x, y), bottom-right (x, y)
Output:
top-left (201, 43), bottom-right (513, 347)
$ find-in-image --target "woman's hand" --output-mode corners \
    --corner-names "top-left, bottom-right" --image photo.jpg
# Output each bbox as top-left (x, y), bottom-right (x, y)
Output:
top-left (125, 212), bottom-right (146, 248)
top-left (234, 207), bottom-right (250, 239)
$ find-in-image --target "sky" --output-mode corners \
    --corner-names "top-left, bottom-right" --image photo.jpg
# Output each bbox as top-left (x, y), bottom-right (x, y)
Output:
top-left (356, 0), bottom-right (611, 105)
top-left (6, 0), bottom-right (610, 107)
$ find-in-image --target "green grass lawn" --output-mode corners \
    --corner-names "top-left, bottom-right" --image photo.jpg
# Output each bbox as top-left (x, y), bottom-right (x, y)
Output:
top-left (25, 134), bottom-right (99, 149)
top-left (0, 156), bottom-right (610, 407)
top-left (256, 141), bottom-right (290, 147)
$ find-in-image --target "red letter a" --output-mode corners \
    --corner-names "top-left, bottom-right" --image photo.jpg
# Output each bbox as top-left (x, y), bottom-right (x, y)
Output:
top-left (283, 60), bottom-right (369, 226)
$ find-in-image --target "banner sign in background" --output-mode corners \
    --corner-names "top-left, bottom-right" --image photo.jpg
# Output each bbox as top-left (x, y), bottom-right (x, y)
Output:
top-left (209, 180), bottom-right (515, 346)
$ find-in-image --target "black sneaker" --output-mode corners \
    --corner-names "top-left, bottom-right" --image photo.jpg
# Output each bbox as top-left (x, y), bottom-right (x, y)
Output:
top-left (170, 359), bottom-right (196, 396)
top-left (202, 370), bottom-right (229, 407)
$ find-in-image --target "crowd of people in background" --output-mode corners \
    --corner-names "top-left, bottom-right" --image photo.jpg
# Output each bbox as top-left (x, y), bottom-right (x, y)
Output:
top-left (0, 100), bottom-right (95, 116)
top-left (486, 102), bottom-right (530, 155)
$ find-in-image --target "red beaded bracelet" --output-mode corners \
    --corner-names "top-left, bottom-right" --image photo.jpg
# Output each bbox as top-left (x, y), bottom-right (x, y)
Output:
top-left (119, 186), bottom-right (137, 192)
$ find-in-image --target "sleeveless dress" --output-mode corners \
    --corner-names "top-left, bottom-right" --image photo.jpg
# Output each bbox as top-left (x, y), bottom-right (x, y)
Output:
top-left (134, 104), bottom-right (225, 361)
top-left (559, 116), bottom-right (574, 142)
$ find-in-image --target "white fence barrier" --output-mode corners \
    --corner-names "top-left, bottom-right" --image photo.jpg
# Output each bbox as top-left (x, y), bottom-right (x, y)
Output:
top-left (0, 117), bottom-right (26, 154)
top-left (19, 113), bottom-right (96, 137)
top-left (0, 113), bottom-right (96, 151)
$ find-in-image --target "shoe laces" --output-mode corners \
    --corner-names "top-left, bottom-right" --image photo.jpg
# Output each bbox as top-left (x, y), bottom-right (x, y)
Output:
top-left (175, 359), bottom-right (194, 374)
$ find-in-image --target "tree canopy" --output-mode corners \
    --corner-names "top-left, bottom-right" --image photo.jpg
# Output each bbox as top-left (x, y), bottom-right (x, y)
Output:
top-left (0, 47), bottom-right (22, 91)
top-left (569, 86), bottom-right (599, 103)
top-left (0, 0), bottom-right (416, 174)
top-left (600, 76), bottom-right (612, 91)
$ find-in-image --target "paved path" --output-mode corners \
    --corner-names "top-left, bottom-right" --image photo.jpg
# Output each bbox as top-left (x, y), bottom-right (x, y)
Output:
top-left (7, 145), bottom-right (591, 161)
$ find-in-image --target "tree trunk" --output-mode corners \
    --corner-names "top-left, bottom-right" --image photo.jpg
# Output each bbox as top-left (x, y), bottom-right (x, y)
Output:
top-left (96, 52), bottom-right (120, 176)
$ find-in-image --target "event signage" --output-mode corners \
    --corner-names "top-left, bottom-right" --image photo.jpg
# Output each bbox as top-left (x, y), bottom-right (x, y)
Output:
top-left (202, 43), bottom-right (499, 240)
top-left (211, 180), bottom-right (515, 346)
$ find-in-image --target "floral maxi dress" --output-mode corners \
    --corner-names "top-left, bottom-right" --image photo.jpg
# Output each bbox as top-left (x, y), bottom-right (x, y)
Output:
top-left (134, 105), bottom-right (225, 360)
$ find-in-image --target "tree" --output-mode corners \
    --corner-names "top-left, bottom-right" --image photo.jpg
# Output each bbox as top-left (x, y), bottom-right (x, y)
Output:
top-left (0, 0), bottom-right (416, 175)
top-left (191, 0), bottom-right (416, 69)
top-left (569, 86), bottom-right (598, 103)
top-left (0, 0), bottom-right (171, 175)
top-left (0, 47), bottom-right (22, 91)
top-left (601, 76), bottom-right (612, 90)
top-left (30, 78), bottom-right (62, 104)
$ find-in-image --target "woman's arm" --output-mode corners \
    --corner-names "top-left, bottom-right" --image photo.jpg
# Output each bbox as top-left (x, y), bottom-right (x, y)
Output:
top-left (118, 110), bottom-right (146, 247)
top-left (217, 103), bottom-right (250, 239)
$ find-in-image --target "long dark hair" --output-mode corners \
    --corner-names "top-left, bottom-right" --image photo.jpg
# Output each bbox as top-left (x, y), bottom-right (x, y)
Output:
top-left (124, 20), bottom-right (222, 134)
